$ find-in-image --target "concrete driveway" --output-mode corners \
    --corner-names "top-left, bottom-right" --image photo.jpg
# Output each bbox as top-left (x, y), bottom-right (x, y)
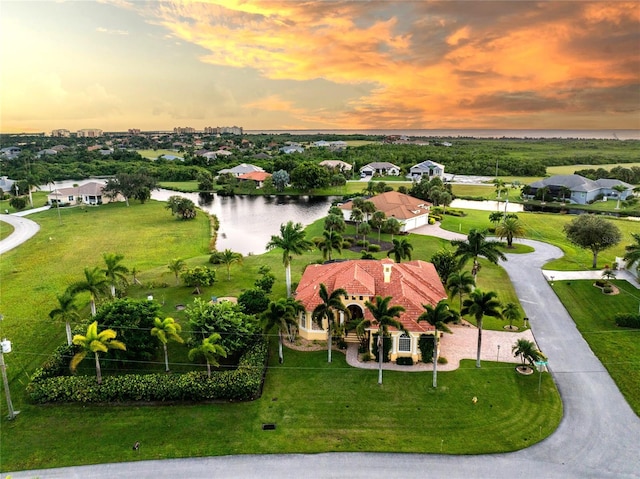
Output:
top-left (0, 214), bottom-right (40, 254)
top-left (6, 231), bottom-right (640, 478)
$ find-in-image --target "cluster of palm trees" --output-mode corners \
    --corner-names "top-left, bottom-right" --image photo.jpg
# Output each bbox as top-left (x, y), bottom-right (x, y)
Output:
top-left (49, 252), bottom-right (129, 345)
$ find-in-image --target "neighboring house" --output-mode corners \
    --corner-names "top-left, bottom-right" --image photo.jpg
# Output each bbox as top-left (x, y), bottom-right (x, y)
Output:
top-left (409, 160), bottom-right (445, 181)
top-left (36, 149), bottom-right (58, 158)
top-left (360, 162), bottom-right (400, 177)
top-left (214, 149), bottom-right (233, 157)
top-left (319, 160), bottom-right (353, 172)
top-left (0, 147), bottom-right (21, 160)
top-left (295, 258), bottom-right (447, 362)
top-left (527, 175), bottom-right (634, 205)
top-left (218, 163), bottom-right (265, 177)
top-left (0, 176), bottom-right (16, 194)
top-left (237, 171), bottom-right (272, 188)
top-left (339, 190), bottom-right (431, 232)
top-left (280, 145), bottom-right (305, 154)
top-left (47, 182), bottom-right (122, 206)
top-left (253, 152), bottom-right (271, 160)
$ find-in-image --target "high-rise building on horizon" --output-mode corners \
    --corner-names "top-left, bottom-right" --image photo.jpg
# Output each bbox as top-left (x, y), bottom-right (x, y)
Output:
top-left (77, 128), bottom-right (103, 138)
top-left (51, 129), bottom-right (71, 137)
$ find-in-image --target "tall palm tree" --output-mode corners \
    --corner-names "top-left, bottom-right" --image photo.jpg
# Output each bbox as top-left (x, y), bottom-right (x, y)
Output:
top-left (215, 249), bottom-right (243, 280)
top-left (69, 266), bottom-right (109, 316)
top-left (502, 302), bottom-right (521, 330)
top-left (167, 258), bottom-right (186, 285)
top-left (613, 184), bottom-right (627, 209)
top-left (101, 252), bottom-right (129, 297)
top-left (312, 283), bottom-right (349, 363)
top-left (283, 297), bottom-right (305, 342)
top-left (324, 213), bottom-right (346, 233)
top-left (418, 300), bottom-right (458, 388)
top-left (370, 210), bottom-right (387, 241)
top-left (70, 321), bottom-right (126, 384)
top-left (49, 289), bottom-right (80, 345)
top-left (387, 238), bottom-right (413, 263)
top-left (451, 228), bottom-right (507, 279)
top-left (358, 221), bottom-right (371, 243)
top-left (384, 217), bottom-right (401, 241)
top-left (151, 317), bottom-right (184, 372)
top-left (261, 298), bottom-right (299, 364)
top-left (489, 211), bottom-right (504, 227)
top-left (363, 295), bottom-right (406, 384)
top-left (446, 270), bottom-right (475, 310)
top-left (623, 233), bottom-right (640, 271)
top-left (314, 230), bottom-right (343, 261)
top-left (350, 207), bottom-right (364, 231)
top-left (461, 289), bottom-right (502, 368)
top-left (266, 221), bottom-right (314, 297)
top-left (361, 200), bottom-right (376, 222)
top-left (512, 338), bottom-right (545, 372)
top-left (188, 333), bottom-right (227, 378)
top-left (495, 217), bottom-right (526, 248)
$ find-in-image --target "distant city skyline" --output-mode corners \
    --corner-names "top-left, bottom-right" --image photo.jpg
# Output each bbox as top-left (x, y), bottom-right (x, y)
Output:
top-left (1, 1), bottom-right (639, 134)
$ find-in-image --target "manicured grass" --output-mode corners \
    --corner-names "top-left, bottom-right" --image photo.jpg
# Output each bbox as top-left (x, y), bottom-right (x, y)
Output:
top-left (552, 280), bottom-right (640, 416)
top-left (159, 181), bottom-right (201, 192)
top-left (547, 162), bottom-right (640, 176)
top-left (136, 149), bottom-right (183, 159)
top-left (0, 348), bottom-right (561, 471)
top-left (439, 208), bottom-right (639, 270)
top-left (0, 220), bottom-right (14, 240)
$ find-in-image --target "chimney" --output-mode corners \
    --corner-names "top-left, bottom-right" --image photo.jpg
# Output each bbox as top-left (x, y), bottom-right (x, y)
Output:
top-left (383, 263), bottom-right (392, 283)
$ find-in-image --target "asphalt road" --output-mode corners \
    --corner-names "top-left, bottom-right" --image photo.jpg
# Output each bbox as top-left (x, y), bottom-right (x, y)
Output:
top-left (4, 233), bottom-right (640, 478)
top-left (0, 213), bottom-right (40, 254)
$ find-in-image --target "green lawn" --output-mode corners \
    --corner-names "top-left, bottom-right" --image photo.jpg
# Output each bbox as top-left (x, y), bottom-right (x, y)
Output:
top-left (552, 280), bottom-right (640, 416)
top-left (547, 162), bottom-right (640, 176)
top-left (439, 208), bottom-right (639, 270)
top-left (0, 349), bottom-right (561, 471)
top-left (136, 149), bottom-right (183, 160)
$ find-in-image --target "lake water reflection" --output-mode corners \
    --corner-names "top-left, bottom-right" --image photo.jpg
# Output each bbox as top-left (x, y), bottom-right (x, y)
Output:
top-left (151, 189), bottom-right (336, 255)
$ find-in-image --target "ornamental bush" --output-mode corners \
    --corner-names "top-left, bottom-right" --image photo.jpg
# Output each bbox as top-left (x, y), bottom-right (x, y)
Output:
top-left (614, 313), bottom-right (640, 329)
top-left (396, 356), bottom-right (414, 366)
top-left (27, 339), bottom-right (268, 404)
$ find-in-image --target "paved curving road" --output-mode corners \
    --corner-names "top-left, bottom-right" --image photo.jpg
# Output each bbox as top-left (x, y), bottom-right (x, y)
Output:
top-left (5, 234), bottom-right (640, 478)
top-left (0, 214), bottom-right (40, 255)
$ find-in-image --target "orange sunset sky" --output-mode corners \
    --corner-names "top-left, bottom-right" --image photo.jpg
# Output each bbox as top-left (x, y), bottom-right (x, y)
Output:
top-left (1, 0), bottom-right (639, 133)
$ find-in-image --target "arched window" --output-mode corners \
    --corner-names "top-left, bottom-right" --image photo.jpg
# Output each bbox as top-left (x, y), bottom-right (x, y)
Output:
top-left (398, 333), bottom-right (411, 353)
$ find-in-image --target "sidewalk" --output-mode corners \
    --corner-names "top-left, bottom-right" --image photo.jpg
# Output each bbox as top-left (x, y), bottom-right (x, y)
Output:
top-left (541, 269), bottom-right (640, 288)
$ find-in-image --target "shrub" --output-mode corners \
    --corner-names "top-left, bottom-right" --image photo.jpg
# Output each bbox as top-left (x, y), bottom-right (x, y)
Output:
top-left (428, 218), bottom-right (436, 225)
top-left (603, 286), bottom-right (613, 294)
top-left (437, 356), bottom-right (448, 365)
top-left (445, 209), bottom-right (466, 217)
top-left (27, 339), bottom-right (268, 404)
top-left (396, 356), bottom-right (414, 366)
top-left (356, 240), bottom-right (369, 247)
top-left (418, 334), bottom-right (434, 363)
top-left (614, 313), bottom-right (640, 329)
top-left (595, 279), bottom-right (606, 287)
top-left (367, 244), bottom-right (381, 252)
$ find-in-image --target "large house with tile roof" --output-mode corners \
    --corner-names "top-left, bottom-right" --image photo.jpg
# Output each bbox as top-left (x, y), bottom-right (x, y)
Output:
top-left (339, 190), bottom-right (431, 232)
top-left (295, 258), bottom-right (447, 362)
top-left (47, 182), bottom-right (123, 206)
top-left (237, 171), bottom-right (272, 188)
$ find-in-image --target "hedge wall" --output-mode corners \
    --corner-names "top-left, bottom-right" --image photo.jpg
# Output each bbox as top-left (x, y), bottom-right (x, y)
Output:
top-left (26, 339), bottom-right (268, 404)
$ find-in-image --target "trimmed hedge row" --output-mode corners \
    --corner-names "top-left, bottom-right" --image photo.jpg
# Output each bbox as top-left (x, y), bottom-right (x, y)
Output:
top-left (26, 339), bottom-right (268, 404)
top-left (614, 313), bottom-right (640, 329)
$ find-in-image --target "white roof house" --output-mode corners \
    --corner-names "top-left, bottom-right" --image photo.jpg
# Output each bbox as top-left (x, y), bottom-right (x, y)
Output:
top-left (218, 163), bottom-right (265, 177)
top-left (409, 160), bottom-right (445, 181)
top-left (360, 162), bottom-right (401, 177)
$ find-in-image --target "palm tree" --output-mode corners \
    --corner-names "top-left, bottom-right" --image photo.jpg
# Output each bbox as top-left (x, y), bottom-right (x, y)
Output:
top-left (283, 297), bottom-right (305, 342)
top-left (358, 221), bottom-right (371, 243)
top-left (101, 252), bottom-right (129, 297)
top-left (215, 249), bottom-right (243, 280)
top-left (502, 302), bottom-right (521, 330)
top-left (312, 283), bottom-right (349, 363)
top-left (167, 258), bottom-right (186, 285)
top-left (512, 338), bottom-right (545, 372)
top-left (489, 211), bottom-right (504, 227)
top-left (623, 233), bottom-right (640, 271)
top-left (495, 217), bottom-right (526, 248)
top-left (361, 200), bottom-right (376, 222)
top-left (370, 210), bottom-right (387, 241)
top-left (493, 178), bottom-right (506, 200)
top-left (151, 317), bottom-right (184, 372)
top-left (69, 266), bottom-right (109, 316)
top-left (387, 238), bottom-right (413, 263)
top-left (314, 230), bottom-right (343, 261)
top-left (324, 213), bottom-right (346, 233)
top-left (461, 289), bottom-right (503, 368)
top-left (384, 217), bottom-right (401, 241)
top-left (350, 207), bottom-right (364, 231)
top-left (559, 186), bottom-right (572, 203)
top-left (446, 270), bottom-right (475, 310)
top-left (70, 321), bottom-right (126, 384)
top-left (418, 300), bottom-right (458, 388)
top-left (613, 184), bottom-right (627, 209)
top-left (266, 221), bottom-right (314, 297)
top-left (451, 228), bottom-right (507, 279)
top-left (188, 333), bottom-right (227, 378)
top-left (49, 290), bottom-right (80, 345)
top-left (261, 298), bottom-right (299, 364)
top-left (363, 295), bottom-right (406, 384)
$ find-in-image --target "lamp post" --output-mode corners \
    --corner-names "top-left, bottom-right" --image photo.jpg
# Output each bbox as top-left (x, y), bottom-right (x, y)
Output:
top-left (0, 338), bottom-right (18, 420)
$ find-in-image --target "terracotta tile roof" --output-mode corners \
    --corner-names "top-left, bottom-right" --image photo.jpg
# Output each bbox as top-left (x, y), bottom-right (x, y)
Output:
top-left (340, 191), bottom-right (430, 220)
top-left (238, 171), bottom-right (272, 181)
top-left (295, 259), bottom-right (447, 333)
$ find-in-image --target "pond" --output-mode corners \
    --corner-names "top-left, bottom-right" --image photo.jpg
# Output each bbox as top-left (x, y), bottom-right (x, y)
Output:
top-left (151, 189), bottom-right (337, 255)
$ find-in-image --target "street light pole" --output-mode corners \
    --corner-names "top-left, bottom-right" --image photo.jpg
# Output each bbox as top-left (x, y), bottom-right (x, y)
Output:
top-left (0, 339), bottom-right (18, 420)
